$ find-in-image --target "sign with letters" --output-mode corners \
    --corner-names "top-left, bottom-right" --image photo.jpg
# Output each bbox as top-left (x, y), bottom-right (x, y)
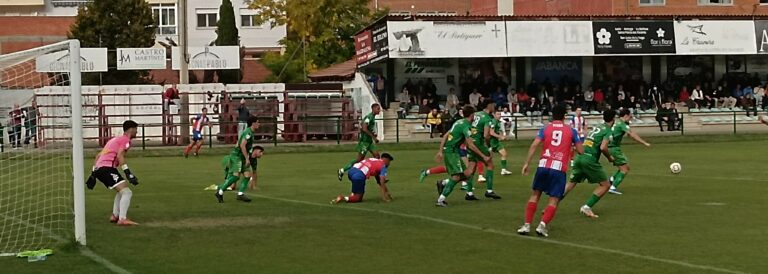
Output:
top-left (754, 21), bottom-right (768, 54)
top-left (117, 48), bottom-right (166, 70)
top-left (592, 21), bottom-right (675, 54)
top-left (172, 46), bottom-right (240, 70)
top-left (507, 21), bottom-right (593, 56)
top-left (35, 48), bottom-right (108, 72)
top-left (674, 20), bottom-right (756, 55)
top-left (387, 21), bottom-right (507, 58)
top-left (356, 22), bottom-right (388, 68)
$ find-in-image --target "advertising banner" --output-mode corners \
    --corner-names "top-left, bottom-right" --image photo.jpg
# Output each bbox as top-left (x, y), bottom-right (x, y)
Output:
top-left (117, 48), bottom-right (167, 70)
top-left (531, 57), bottom-right (582, 84)
top-left (356, 22), bottom-right (388, 67)
top-left (172, 46), bottom-right (240, 70)
top-left (592, 21), bottom-right (675, 54)
top-left (387, 21), bottom-right (507, 58)
top-left (507, 21), bottom-right (593, 56)
top-left (36, 48), bottom-right (108, 72)
top-left (674, 20), bottom-right (756, 55)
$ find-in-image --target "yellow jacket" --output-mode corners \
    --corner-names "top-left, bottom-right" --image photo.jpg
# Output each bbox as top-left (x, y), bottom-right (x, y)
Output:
top-left (427, 113), bottom-right (441, 125)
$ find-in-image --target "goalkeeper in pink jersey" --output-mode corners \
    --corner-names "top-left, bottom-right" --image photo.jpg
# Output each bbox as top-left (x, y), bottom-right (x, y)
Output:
top-left (86, 120), bottom-right (141, 226)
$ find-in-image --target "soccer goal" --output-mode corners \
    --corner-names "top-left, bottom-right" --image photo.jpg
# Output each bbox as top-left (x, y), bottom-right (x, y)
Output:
top-left (0, 40), bottom-right (85, 255)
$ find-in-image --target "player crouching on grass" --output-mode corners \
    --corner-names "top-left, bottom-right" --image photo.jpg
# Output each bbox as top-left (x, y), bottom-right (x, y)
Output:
top-left (517, 105), bottom-right (583, 237)
top-left (332, 153), bottom-right (394, 204)
top-left (248, 146), bottom-right (264, 190)
top-left (86, 120), bottom-right (141, 226)
top-left (215, 116), bottom-right (259, 203)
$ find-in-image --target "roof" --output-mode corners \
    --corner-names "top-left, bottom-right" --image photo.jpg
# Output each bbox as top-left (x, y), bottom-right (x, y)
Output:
top-left (308, 59), bottom-right (357, 82)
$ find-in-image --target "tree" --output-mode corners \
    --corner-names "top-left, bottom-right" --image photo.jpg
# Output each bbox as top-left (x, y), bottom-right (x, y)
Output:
top-left (248, 0), bottom-right (386, 83)
top-left (68, 0), bottom-right (156, 85)
top-left (215, 0), bottom-right (242, 84)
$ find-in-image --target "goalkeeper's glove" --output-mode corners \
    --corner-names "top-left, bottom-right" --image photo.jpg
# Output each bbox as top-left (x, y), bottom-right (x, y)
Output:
top-left (122, 164), bottom-right (139, 185)
top-left (86, 166), bottom-right (97, 190)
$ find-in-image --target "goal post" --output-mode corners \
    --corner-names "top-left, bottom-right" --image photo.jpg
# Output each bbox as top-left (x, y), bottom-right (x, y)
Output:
top-left (0, 39), bottom-right (85, 255)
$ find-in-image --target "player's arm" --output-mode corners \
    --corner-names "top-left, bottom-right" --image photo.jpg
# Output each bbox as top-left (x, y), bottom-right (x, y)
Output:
top-left (376, 175), bottom-right (391, 201)
top-left (239, 138), bottom-right (250, 165)
top-left (600, 138), bottom-right (614, 162)
top-left (117, 148), bottom-right (139, 185)
top-left (483, 124), bottom-right (492, 144)
top-left (572, 129), bottom-right (584, 155)
top-left (489, 125), bottom-right (505, 140)
top-left (361, 121), bottom-right (376, 140)
top-left (628, 130), bottom-right (651, 147)
top-left (521, 138), bottom-right (542, 175)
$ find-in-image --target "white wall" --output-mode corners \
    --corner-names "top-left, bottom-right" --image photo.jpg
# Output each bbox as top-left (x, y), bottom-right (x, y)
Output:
top-left (186, 0), bottom-right (286, 49)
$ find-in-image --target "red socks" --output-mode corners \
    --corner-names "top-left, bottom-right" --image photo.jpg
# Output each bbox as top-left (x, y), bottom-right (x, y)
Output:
top-left (542, 205), bottom-right (557, 224)
top-left (525, 201), bottom-right (537, 224)
top-left (194, 143), bottom-right (203, 154)
top-left (183, 144), bottom-right (193, 155)
top-left (427, 166), bottom-right (447, 175)
top-left (347, 194), bottom-right (363, 203)
top-left (477, 162), bottom-right (485, 174)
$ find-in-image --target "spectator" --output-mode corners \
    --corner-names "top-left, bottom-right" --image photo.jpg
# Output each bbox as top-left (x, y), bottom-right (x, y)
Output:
top-left (542, 95), bottom-right (556, 116)
top-left (236, 99), bottom-right (251, 136)
top-left (516, 90), bottom-right (531, 110)
top-left (679, 86), bottom-right (690, 106)
top-left (739, 85), bottom-right (753, 112)
top-left (418, 99), bottom-right (431, 115)
top-left (507, 89), bottom-right (518, 113)
top-left (446, 88), bottom-right (459, 108)
top-left (655, 103), bottom-right (671, 132)
top-left (616, 85), bottom-right (627, 109)
top-left (605, 86), bottom-right (615, 108)
top-left (650, 85), bottom-right (663, 110)
top-left (492, 87), bottom-right (507, 110)
top-left (427, 98), bottom-right (440, 110)
top-left (625, 96), bottom-right (640, 115)
top-left (704, 86), bottom-right (716, 109)
top-left (22, 102), bottom-right (38, 147)
top-left (721, 85), bottom-right (738, 109)
top-left (469, 88), bottom-right (482, 107)
top-left (690, 85), bottom-right (704, 109)
top-left (446, 101), bottom-right (458, 118)
top-left (397, 87), bottom-right (412, 113)
top-left (376, 74), bottom-right (387, 109)
top-left (668, 103), bottom-right (680, 130)
top-left (594, 88), bottom-right (605, 111)
top-left (523, 97), bottom-right (542, 124)
top-left (440, 109), bottom-right (452, 135)
top-left (754, 84), bottom-right (765, 112)
top-left (163, 84), bottom-right (181, 112)
top-left (574, 86), bottom-right (585, 110)
top-left (583, 87), bottom-right (595, 112)
top-left (426, 108), bottom-right (442, 138)
top-left (9, 104), bottom-right (22, 149)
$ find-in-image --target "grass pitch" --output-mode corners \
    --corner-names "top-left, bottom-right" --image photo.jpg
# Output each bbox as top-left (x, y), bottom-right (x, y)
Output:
top-left (1, 135), bottom-right (767, 273)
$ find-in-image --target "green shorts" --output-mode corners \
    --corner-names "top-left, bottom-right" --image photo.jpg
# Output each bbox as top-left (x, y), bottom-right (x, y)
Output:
top-left (443, 149), bottom-right (466, 176)
top-left (569, 155), bottom-right (608, 184)
top-left (468, 141), bottom-right (490, 163)
top-left (223, 153), bottom-right (250, 175)
top-left (609, 147), bottom-right (628, 166)
top-left (355, 140), bottom-right (377, 155)
top-left (490, 139), bottom-right (504, 153)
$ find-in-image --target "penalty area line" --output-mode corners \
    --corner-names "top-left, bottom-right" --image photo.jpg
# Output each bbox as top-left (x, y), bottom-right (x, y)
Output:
top-left (0, 213), bottom-right (131, 274)
top-left (252, 194), bottom-right (749, 274)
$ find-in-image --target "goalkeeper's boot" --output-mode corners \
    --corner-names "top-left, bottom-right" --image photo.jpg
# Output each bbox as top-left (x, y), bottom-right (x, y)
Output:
top-left (337, 168), bottom-right (344, 181)
top-left (215, 191), bottom-right (224, 203)
top-left (236, 194), bottom-right (252, 202)
top-left (117, 219), bottom-right (139, 226)
top-left (419, 169), bottom-right (428, 184)
top-left (109, 214), bottom-right (118, 223)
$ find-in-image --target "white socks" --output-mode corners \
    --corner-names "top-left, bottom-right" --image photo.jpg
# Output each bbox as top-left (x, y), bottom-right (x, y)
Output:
top-left (437, 195), bottom-right (446, 202)
top-left (118, 188), bottom-right (133, 220)
top-left (112, 191), bottom-right (122, 216)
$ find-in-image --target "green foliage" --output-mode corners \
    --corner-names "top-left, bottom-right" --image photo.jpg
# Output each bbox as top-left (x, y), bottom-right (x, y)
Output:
top-left (247, 0), bottom-right (386, 82)
top-left (215, 0), bottom-right (241, 84)
top-left (68, 0), bottom-right (156, 85)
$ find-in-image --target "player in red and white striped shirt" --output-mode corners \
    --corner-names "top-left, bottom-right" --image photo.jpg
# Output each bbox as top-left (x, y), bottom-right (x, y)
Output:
top-left (569, 107), bottom-right (586, 138)
top-left (518, 105), bottom-right (583, 237)
top-left (184, 107), bottom-right (211, 158)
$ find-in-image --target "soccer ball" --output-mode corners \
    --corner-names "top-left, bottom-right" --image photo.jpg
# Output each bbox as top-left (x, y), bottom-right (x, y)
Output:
top-left (669, 162), bottom-right (682, 174)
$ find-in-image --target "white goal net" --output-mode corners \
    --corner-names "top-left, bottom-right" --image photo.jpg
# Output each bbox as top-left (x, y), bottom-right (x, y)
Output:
top-left (0, 40), bottom-right (85, 255)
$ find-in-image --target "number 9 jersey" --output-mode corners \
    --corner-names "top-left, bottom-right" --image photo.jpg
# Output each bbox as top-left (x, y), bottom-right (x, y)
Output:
top-left (536, 121), bottom-right (581, 172)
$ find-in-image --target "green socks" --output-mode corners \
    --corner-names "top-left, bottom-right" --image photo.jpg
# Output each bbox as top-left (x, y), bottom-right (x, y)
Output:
top-left (442, 179), bottom-right (458, 196)
top-left (586, 193), bottom-right (602, 207)
top-left (465, 176), bottom-right (475, 193)
top-left (218, 174), bottom-right (239, 191)
top-left (238, 177), bottom-right (250, 194)
top-left (342, 159), bottom-right (358, 172)
top-left (612, 171), bottom-right (626, 188)
top-left (501, 160), bottom-right (508, 170)
top-left (484, 170), bottom-right (494, 191)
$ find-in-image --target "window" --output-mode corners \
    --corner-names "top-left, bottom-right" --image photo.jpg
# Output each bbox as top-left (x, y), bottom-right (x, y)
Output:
top-left (697, 0), bottom-right (732, 5)
top-left (639, 0), bottom-right (664, 6)
top-left (152, 4), bottom-right (176, 35)
top-left (240, 9), bottom-right (260, 28)
top-left (196, 9), bottom-right (218, 28)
